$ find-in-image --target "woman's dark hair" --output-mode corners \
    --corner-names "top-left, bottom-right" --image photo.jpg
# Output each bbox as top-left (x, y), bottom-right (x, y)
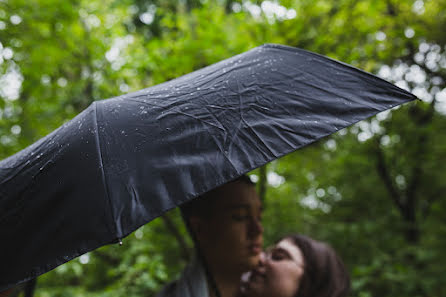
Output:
top-left (284, 234), bottom-right (350, 297)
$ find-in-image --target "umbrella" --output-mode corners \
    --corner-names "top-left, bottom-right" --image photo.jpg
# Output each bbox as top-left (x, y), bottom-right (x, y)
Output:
top-left (0, 43), bottom-right (416, 290)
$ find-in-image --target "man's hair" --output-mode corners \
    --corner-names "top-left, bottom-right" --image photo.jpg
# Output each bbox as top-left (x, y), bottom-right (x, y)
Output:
top-left (180, 174), bottom-right (255, 220)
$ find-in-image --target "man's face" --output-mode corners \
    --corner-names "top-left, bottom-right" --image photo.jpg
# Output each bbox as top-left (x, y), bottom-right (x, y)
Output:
top-left (192, 181), bottom-right (263, 274)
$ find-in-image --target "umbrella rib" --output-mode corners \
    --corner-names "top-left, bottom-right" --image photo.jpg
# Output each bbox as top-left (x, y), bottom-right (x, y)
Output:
top-left (93, 102), bottom-right (119, 238)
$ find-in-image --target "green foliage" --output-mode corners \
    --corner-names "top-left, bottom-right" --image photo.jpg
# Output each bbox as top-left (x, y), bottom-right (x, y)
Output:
top-left (1, 0), bottom-right (446, 296)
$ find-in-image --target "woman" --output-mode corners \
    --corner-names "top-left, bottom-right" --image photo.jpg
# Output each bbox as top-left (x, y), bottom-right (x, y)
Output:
top-left (240, 234), bottom-right (350, 297)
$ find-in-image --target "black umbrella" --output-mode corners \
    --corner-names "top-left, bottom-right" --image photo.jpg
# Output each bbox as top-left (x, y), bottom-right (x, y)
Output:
top-left (0, 43), bottom-right (416, 290)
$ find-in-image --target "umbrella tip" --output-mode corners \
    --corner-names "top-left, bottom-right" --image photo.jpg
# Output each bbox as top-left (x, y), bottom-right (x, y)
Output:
top-left (118, 238), bottom-right (123, 246)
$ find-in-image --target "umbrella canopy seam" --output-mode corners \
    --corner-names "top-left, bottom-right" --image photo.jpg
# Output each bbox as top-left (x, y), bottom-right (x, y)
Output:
top-left (93, 102), bottom-right (118, 240)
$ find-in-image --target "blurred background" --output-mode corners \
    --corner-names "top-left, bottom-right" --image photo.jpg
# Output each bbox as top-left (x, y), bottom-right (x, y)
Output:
top-left (1, 0), bottom-right (445, 296)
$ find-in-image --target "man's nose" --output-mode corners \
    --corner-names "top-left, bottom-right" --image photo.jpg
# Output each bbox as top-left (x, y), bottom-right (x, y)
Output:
top-left (256, 252), bottom-right (267, 271)
top-left (249, 217), bottom-right (263, 236)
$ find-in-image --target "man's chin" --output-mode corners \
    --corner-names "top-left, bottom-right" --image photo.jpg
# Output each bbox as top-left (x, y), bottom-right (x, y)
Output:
top-left (242, 254), bottom-right (262, 270)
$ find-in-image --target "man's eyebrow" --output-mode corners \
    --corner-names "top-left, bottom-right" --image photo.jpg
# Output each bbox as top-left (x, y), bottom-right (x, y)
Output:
top-left (223, 204), bottom-right (263, 211)
top-left (224, 204), bottom-right (250, 210)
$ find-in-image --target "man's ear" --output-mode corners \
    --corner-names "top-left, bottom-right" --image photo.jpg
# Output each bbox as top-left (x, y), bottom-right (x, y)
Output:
top-left (188, 216), bottom-right (203, 238)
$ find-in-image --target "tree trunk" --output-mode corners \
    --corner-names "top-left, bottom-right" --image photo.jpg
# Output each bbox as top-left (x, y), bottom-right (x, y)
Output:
top-left (24, 279), bottom-right (36, 297)
top-left (258, 165), bottom-right (267, 204)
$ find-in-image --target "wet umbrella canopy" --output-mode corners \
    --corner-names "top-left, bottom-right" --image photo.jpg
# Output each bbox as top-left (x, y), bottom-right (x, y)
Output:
top-left (0, 44), bottom-right (416, 290)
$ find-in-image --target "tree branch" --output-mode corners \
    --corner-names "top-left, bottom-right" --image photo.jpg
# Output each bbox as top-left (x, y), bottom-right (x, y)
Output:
top-left (374, 138), bottom-right (405, 213)
top-left (24, 279), bottom-right (36, 297)
top-left (258, 165), bottom-right (267, 204)
top-left (93, 250), bottom-right (121, 266)
top-left (421, 186), bottom-right (444, 220)
top-left (386, 0), bottom-right (397, 16)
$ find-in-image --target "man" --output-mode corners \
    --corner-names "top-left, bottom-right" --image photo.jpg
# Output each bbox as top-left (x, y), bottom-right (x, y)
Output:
top-left (157, 175), bottom-right (263, 297)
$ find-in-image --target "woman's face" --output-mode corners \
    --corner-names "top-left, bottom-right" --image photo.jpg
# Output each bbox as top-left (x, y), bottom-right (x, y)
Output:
top-left (243, 239), bottom-right (305, 297)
